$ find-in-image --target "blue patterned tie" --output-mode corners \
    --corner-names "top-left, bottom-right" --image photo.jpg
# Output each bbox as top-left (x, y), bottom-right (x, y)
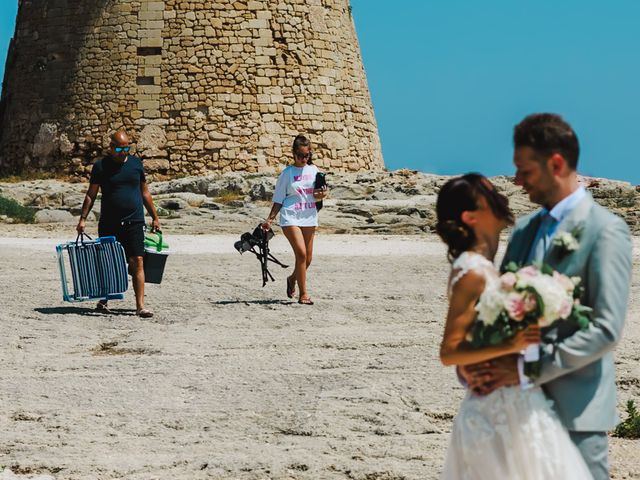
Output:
top-left (529, 213), bottom-right (556, 263)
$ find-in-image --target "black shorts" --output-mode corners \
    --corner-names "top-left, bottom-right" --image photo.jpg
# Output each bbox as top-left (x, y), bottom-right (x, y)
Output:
top-left (98, 222), bottom-right (145, 259)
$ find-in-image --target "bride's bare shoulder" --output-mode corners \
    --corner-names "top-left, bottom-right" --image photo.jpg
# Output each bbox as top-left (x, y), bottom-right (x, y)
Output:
top-left (448, 251), bottom-right (494, 296)
top-left (448, 268), bottom-right (486, 299)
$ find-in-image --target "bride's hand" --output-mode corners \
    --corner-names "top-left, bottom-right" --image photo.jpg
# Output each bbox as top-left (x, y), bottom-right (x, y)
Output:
top-left (509, 324), bottom-right (541, 353)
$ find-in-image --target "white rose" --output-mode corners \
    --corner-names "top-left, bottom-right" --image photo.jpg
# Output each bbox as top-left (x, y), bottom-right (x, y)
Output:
top-left (475, 283), bottom-right (505, 326)
top-left (556, 232), bottom-right (579, 251)
top-left (528, 274), bottom-right (574, 326)
top-left (500, 272), bottom-right (517, 291)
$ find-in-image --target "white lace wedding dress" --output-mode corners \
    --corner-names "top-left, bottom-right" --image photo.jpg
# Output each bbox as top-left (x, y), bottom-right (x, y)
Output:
top-left (441, 251), bottom-right (593, 480)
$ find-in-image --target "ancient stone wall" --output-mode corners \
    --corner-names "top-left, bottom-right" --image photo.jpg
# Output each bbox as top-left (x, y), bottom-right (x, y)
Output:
top-left (0, 0), bottom-right (384, 178)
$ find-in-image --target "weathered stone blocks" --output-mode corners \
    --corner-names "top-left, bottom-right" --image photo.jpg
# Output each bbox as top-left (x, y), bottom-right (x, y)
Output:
top-left (0, 0), bottom-right (383, 178)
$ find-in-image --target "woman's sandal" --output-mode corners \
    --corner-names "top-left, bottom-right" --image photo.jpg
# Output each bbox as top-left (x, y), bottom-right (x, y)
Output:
top-left (286, 276), bottom-right (296, 299)
top-left (298, 297), bottom-right (314, 305)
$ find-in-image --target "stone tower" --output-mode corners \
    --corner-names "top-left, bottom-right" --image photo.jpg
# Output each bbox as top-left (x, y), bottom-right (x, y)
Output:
top-left (0, 0), bottom-right (383, 178)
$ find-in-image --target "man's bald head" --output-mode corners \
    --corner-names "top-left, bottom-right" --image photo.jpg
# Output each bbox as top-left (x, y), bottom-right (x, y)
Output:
top-left (109, 130), bottom-right (131, 162)
top-left (111, 130), bottom-right (130, 146)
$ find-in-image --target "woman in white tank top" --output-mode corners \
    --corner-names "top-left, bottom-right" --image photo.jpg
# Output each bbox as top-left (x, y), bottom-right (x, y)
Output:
top-left (262, 135), bottom-right (328, 305)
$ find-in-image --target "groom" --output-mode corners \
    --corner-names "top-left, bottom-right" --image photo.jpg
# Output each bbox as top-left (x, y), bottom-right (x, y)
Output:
top-left (463, 113), bottom-right (632, 480)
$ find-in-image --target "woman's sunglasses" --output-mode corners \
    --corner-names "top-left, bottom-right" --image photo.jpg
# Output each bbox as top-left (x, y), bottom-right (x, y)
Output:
top-left (114, 146), bottom-right (130, 153)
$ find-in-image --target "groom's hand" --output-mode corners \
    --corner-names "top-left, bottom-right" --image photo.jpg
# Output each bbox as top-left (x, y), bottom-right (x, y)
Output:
top-left (458, 362), bottom-right (491, 386)
top-left (463, 355), bottom-right (520, 395)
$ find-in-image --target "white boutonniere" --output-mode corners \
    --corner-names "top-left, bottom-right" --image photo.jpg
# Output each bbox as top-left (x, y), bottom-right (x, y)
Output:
top-left (552, 226), bottom-right (583, 256)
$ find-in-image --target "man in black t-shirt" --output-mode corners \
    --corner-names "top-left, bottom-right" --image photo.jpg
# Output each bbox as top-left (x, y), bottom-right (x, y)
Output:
top-left (76, 130), bottom-right (160, 318)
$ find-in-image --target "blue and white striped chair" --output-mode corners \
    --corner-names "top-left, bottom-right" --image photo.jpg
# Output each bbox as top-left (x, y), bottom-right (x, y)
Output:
top-left (56, 234), bottom-right (128, 302)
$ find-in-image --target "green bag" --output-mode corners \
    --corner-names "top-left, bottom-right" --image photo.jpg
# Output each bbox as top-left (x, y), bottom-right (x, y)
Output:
top-left (144, 230), bottom-right (169, 252)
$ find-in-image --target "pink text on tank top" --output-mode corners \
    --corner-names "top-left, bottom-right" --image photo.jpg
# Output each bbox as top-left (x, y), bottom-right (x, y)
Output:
top-left (293, 174), bottom-right (315, 182)
top-left (294, 202), bottom-right (316, 210)
top-left (297, 187), bottom-right (315, 195)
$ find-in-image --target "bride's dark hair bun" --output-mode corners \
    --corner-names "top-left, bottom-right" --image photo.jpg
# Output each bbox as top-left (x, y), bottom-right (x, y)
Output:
top-left (436, 173), bottom-right (514, 261)
top-left (436, 219), bottom-right (474, 261)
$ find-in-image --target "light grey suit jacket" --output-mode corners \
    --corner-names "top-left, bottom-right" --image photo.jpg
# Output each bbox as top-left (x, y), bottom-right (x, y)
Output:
top-left (501, 193), bottom-right (632, 432)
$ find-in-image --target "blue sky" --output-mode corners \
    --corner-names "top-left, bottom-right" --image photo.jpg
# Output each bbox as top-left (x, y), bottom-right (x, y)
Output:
top-left (0, 2), bottom-right (17, 84)
top-left (351, 0), bottom-right (640, 184)
top-left (1, 1), bottom-right (638, 184)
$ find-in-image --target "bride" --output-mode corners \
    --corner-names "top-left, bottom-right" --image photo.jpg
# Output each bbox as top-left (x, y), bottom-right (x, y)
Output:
top-left (435, 173), bottom-right (592, 479)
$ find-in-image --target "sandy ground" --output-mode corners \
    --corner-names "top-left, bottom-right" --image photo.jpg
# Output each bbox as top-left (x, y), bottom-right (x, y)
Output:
top-left (0, 233), bottom-right (638, 480)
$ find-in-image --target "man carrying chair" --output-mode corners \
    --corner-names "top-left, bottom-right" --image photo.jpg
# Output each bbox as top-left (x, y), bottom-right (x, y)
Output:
top-left (76, 130), bottom-right (160, 318)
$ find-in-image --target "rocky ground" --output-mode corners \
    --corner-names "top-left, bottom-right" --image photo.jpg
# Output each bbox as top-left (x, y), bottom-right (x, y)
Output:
top-left (0, 170), bottom-right (638, 236)
top-left (0, 170), bottom-right (638, 479)
top-left (0, 234), bottom-right (638, 480)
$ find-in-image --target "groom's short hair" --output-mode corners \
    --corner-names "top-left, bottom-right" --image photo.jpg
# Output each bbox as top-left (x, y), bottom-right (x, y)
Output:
top-left (513, 113), bottom-right (580, 170)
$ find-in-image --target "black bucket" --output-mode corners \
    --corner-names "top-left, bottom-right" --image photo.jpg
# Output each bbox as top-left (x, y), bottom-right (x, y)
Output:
top-left (144, 249), bottom-right (169, 284)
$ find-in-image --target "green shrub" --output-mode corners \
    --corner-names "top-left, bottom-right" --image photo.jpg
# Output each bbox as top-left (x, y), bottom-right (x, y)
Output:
top-left (613, 400), bottom-right (640, 439)
top-left (156, 206), bottom-right (171, 217)
top-left (0, 195), bottom-right (35, 223)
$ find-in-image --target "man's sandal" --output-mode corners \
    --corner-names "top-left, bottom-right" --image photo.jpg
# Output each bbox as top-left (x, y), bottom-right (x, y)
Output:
top-left (96, 302), bottom-right (113, 314)
top-left (298, 297), bottom-right (314, 305)
top-left (136, 309), bottom-right (154, 318)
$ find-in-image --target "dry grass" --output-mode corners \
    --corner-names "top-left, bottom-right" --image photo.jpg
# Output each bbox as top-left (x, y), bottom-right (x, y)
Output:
top-left (214, 189), bottom-right (244, 204)
top-left (0, 171), bottom-right (58, 183)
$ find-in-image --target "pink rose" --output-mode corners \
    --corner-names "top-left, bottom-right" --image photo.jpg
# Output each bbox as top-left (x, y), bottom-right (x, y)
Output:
top-left (553, 271), bottom-right (575, 293)
top-left (518, 266), bottom-right (539, 280)
top-left (558, 298), bottom-right (572, 319)
top-left (523, 293), bottom-right (537, 313)
top-left (505, 292), bottom-right (526, 321)
top-left (500, 272), bottom-right (517, 291)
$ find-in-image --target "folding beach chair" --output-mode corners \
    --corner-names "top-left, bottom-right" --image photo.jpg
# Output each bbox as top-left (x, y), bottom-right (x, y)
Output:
top-left (56, 233), bottom-right (129, 302)
top-left (234, 226), bottom-right (288, 287)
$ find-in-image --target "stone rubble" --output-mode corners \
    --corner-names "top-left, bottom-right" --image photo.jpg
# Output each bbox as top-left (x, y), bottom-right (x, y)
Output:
top-left (1, 170), bottom-right (637, 235)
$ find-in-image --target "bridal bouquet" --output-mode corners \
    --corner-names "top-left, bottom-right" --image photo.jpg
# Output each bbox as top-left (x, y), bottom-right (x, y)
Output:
top-left (469, 262), bottom-right (593, 378)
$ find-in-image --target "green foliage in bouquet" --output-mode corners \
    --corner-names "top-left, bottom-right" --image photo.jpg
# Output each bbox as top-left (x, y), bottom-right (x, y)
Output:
top-left (469, 262), bottom-right (593, 350)
top-left (613, 400), bottom-right (640, 439)
top-left (572, 303), bottom-right (592, 330)
top-left (468, 290), bottom-right (545, 349)
top-left (468, 310), bottom-right (515, 348)
top-left (504, 261), bottom-right (520, 273)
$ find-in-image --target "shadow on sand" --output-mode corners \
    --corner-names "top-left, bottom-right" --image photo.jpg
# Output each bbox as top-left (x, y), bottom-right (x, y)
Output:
top-left (212, 299), bottom-right (294, 306)
top-left (35, 306), bottom-right (136, 316)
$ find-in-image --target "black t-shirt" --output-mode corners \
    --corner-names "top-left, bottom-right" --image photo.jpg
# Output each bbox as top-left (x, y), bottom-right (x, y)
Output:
top-left (90, 155), bottom-right (146, 227)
